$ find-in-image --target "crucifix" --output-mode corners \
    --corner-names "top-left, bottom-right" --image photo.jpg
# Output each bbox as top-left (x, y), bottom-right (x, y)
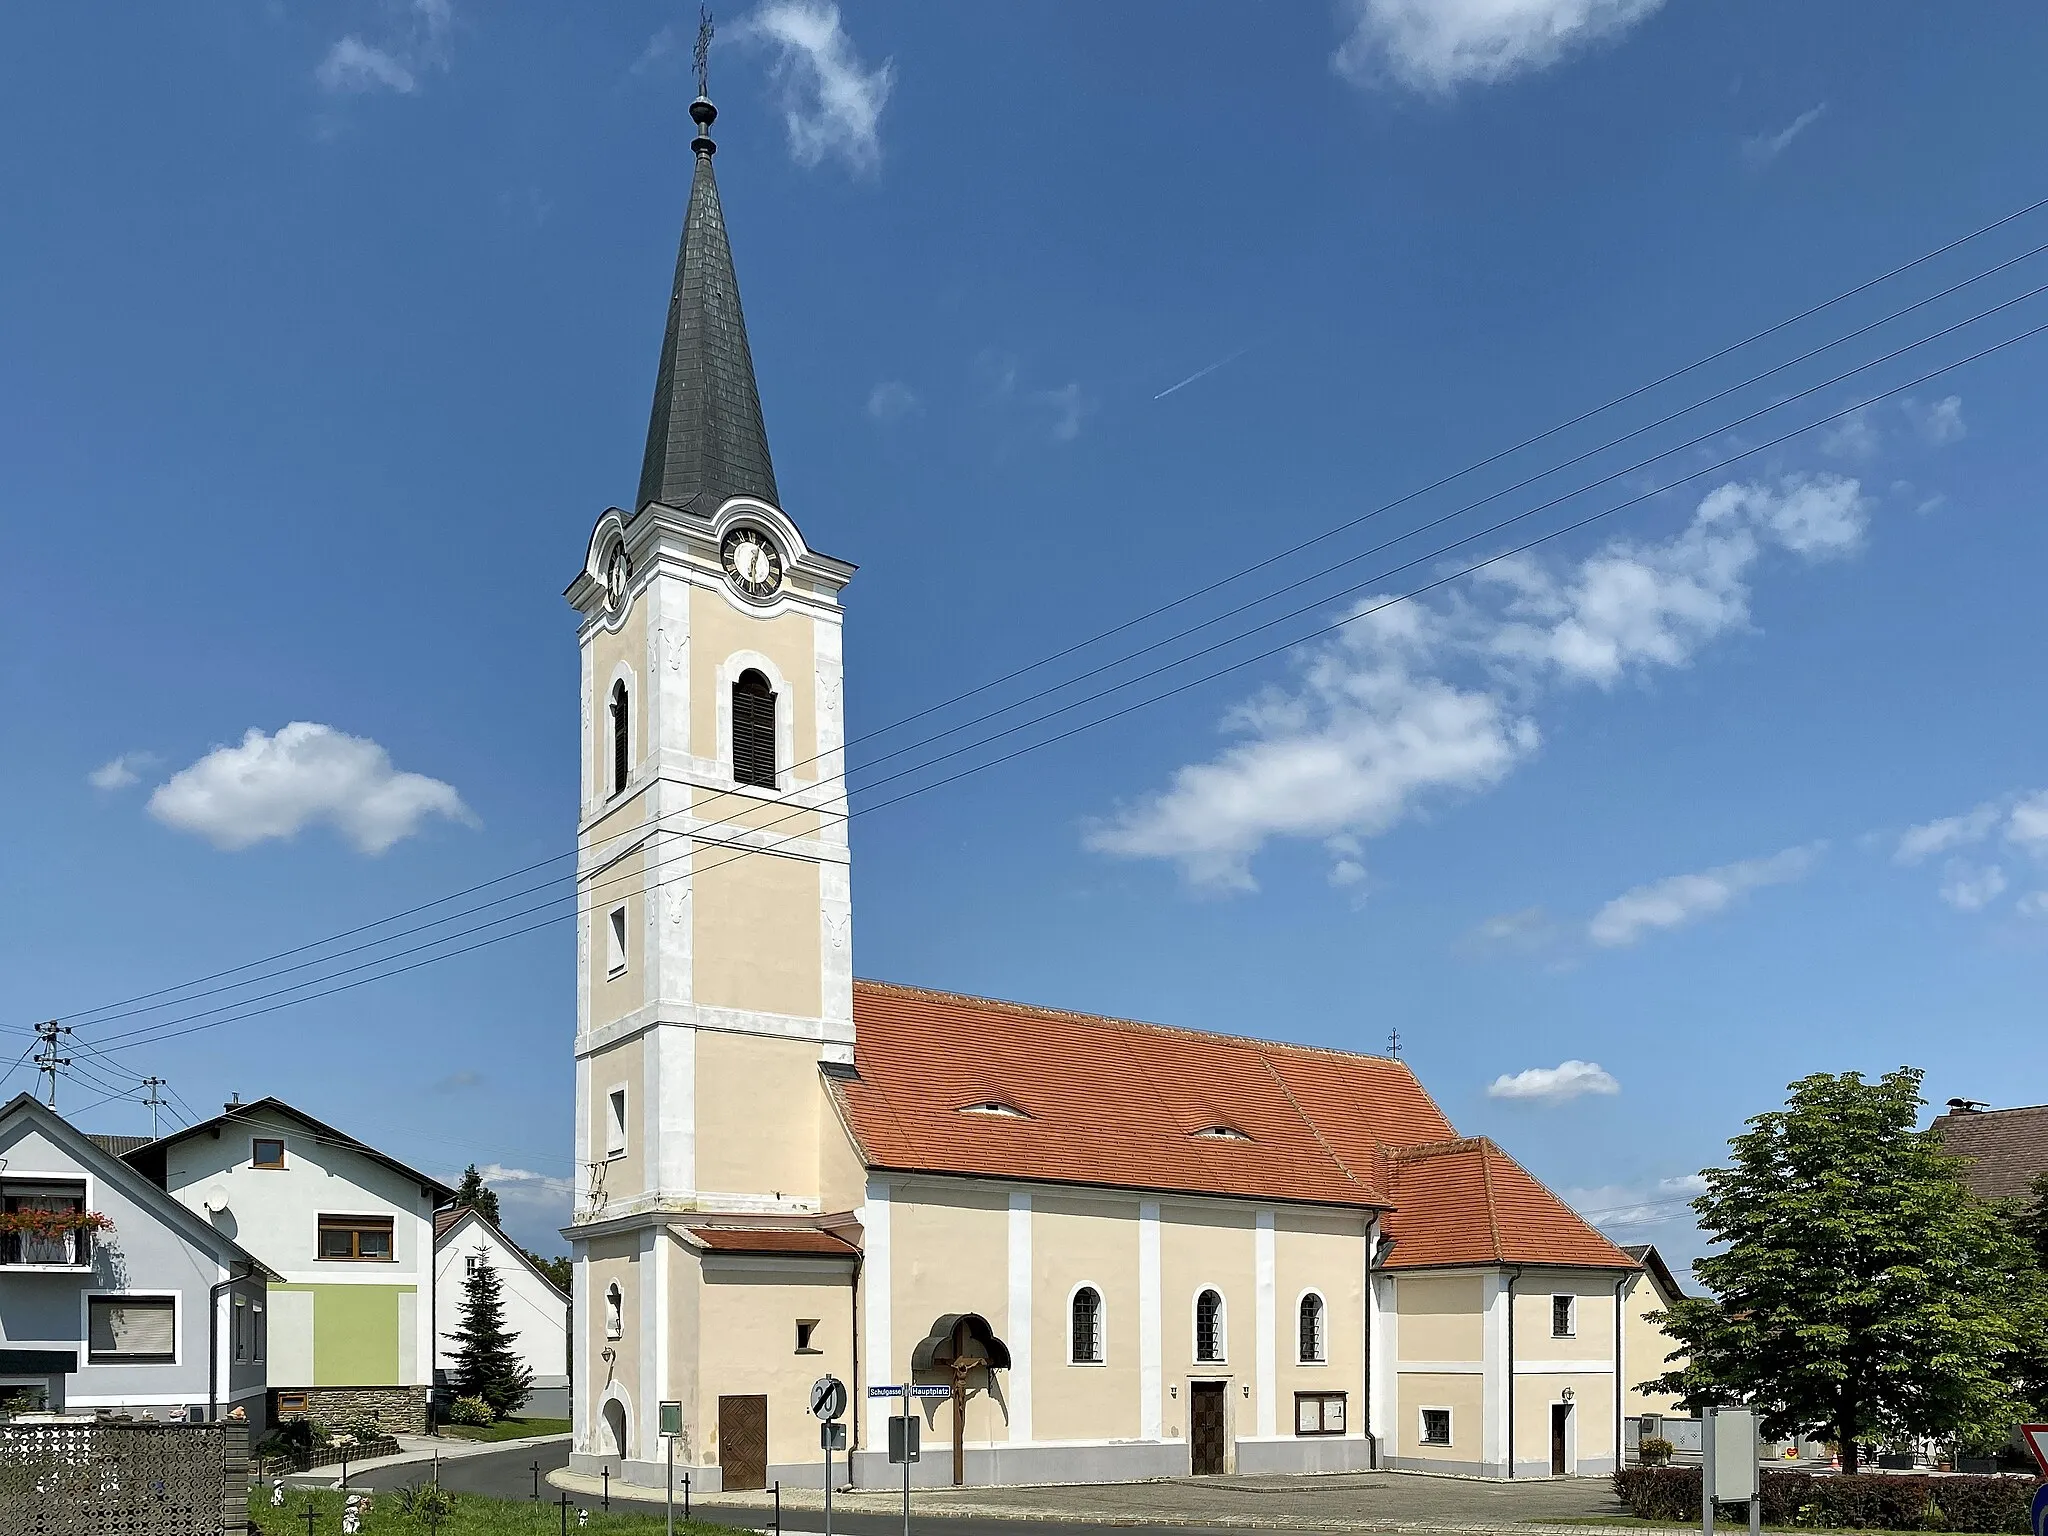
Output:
top-left (947, 1316), bottom-right (985, 1487)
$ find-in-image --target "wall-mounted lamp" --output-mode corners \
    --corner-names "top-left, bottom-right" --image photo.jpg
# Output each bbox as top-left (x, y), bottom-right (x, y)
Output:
top-left (1561, 1387), bottom-right (1575, 1403)
top-left (602, 1348), bottom-right (617, 1364)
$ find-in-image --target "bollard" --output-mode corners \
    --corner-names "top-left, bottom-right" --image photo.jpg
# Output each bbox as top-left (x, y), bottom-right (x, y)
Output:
top-left (532, 1460), bottom-right (542, 1500)
top-left (774, 1480), bottom-right (783, 1535)
top-left (603, 1466), bottom-right (610, 1510)
top-left (684, 1472), bottom-right (691, 1521)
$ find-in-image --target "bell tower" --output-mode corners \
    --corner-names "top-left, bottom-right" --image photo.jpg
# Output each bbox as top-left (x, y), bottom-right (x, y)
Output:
top-left (564, 83), bottom-right (856, 1466)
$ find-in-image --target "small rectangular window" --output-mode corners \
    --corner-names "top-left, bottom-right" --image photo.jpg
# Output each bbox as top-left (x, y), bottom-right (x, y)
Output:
top-left (795, 1319), bottom-right (820, 1353)
top-left (318, 1215), bottom-right (395, 1261)
top-left (1552, 1294), bottom-right (1575, 1338)
top-left (233, 1295), bottom-right (249, 1362)
top-left (607, 907), bottom-right (628, 976)
top-left (252, 1138), bottom-right (285, 1169)
top-left (607, 1089), bottom-right (628, 1156)
top-left (278, 1391), bottom-right (308, 1415)
top-left (89, 1296), bottom-right (175, 1363)
top-left (253, 1301), bottom-right (266, 1364)
top-left (1420, 1407), bottom-right (1452, 1446)
top-left (1294, 1391), bottom-right (1346, 1436)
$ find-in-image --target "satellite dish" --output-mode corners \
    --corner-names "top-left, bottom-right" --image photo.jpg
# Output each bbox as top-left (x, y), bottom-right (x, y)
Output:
top-left (200, 1185), bottom-right (231, 1214)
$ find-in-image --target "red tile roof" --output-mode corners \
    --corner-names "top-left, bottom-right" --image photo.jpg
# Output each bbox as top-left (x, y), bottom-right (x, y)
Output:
top-left (683, 1225), bottom-right (861, 1256)
top-left (839, 981), bottom-right (1636, 1271)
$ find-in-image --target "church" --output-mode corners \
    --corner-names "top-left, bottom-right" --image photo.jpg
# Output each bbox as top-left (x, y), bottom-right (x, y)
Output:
top-left (562, 89), bottom-right (1685, 1492)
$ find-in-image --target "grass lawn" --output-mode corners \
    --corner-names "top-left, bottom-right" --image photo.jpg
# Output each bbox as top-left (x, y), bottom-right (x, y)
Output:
top-left (1535, 1521), bottom-right (1911, 1534)
top-left (436, 1417), bottom-right (572, 1444)
top-left (253, 1486), bottom-right (724, 1534)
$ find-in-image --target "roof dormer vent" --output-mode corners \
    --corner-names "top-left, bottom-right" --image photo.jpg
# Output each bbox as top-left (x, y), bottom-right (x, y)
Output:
top-left (958, 1100), bottom-right (1029, 1119)
top-left (1193, 1124), bottom-right (1252, 1142)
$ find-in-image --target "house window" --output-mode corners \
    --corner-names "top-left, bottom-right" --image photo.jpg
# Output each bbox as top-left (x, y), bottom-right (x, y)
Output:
top-left (796, 1319), bottom-right (820, 1354)
top-left (1298, 1292), bottom-right (1327, 1364)
top-left (318, 1215), bottom-right (395, 1261)
top-left (89, 1296), bottom-right (175, 1363)
top-left (233, 1295), bottom-right (249, 1362)
top-left (605, 1283), bottom-right (624, 1340)
top-left (1552, 1294), bottom-right (1575, 1338)
top-left (252, 1138), bottom-right (285, 1169)
top-left (277, 1391), bottom-right (308, 1416)
top-left (606, 907), bottom-right (628, 977)
top-left (732, 669), bottom-right (777, 789)
top-left (1194, 1289), bottom-right (1225, 1363)
top-left (610, 681), bottom-right (630, 796)
top-left (1071, 1287), bottom-right (1103, 1364)
top-left (3, 1185), bottom-right (87, 1266)
top-left (253, 1301), bottom-right (266, 1363)
top-left (1295, 1391), bottom-right (1346, 1436)
top-left (1420, 1407), bottom-right (1452, 1447)
top-left (606, 1089), bottom-right (628, 1157)
top-left (465, 1253), bottom-right (480, 1275)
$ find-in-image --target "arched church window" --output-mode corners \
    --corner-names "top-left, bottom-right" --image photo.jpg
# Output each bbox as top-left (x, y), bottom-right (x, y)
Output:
top-left (1195, 1288), bottom-right (1225, 1363)
top-left (732, 669), bottom-right (778, 789)
top-left (605, 1282), bottom-right (623, 1341)
top-left (610, 681), bottom-right (630, 797)
top-left (1299, 1292), bottom-right (1327, 1363)
top-left (1071, 1286), bottom-right (1103, 1364)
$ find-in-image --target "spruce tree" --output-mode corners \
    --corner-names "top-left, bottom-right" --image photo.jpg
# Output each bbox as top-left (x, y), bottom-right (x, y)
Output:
top-left (447, 1251), bottom-right (533, 1418)
top-left (453, 1165), bottom-right (501, 1226)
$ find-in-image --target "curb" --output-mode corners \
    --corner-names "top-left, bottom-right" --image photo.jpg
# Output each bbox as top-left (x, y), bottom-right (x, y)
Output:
top-left (274, 1432), bottom-right (571, 1488)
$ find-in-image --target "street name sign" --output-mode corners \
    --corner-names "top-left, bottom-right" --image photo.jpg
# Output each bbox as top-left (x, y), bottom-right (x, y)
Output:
top-left (867, 1383), bottom-right (952, 1399)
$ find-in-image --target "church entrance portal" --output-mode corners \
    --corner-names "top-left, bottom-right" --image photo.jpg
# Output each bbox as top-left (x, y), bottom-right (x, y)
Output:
top-left (1189, 1383), bottom-right (1228, 1475)
top-left (601, 1399), bottom-right (627, 1462)
top-left (719, 1395), bottom-right (769, 1490)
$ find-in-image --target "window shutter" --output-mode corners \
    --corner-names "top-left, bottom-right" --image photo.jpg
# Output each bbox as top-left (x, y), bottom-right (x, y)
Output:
top-left (732, 674), bottom-right (778, 789)
top-left (91, 1298), bottom-right (175, 1359)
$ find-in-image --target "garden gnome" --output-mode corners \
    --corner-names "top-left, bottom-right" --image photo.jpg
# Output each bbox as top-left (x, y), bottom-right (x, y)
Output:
top-left (342, 1491), bottom-right (365, 1533)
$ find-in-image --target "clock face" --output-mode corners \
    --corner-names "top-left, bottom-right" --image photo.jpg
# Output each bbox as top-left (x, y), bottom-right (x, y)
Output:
top-left (605, 545), bottom-right (630, 610)
top-left (721, 527), bottom-right (784, 600)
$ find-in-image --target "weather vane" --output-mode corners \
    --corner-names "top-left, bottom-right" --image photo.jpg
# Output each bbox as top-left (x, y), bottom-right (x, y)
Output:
top-left (694, 5), bottom-right (714, 99)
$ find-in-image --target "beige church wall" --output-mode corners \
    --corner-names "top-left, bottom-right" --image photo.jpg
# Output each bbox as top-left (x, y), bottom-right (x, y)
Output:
top-left (584, 1234), bottom-right (644, 1454)
top-left (695, 788), bottom-right (822, 840)
top-left (583, 795), bottom-right (647, 846)
top-left (1393, 1274), bottom-right (1484, 1361)
top-left (688, 594), bottom-right (818, 778)
top-left (588, 600), bottom-right (649, 794)
top-left (1513, 1370), bottom-right (1617, 1471)
top-left (817, 1099), bottom-right (867, 1216)
top-left (1395, 1370), bottom-right (1484, 1463)
top-left (586, 1034), bottom-right (646, 1203)
top-left (1623, 1278), bottom-right (1685, 1415)
top-left (1158, 1201), bottom-right (1256, 1383)
top-left (665, 1240), bottom-right (704, 1465)
top-left (592, 849), bottom-right (647, 1023)
top-left (1512, 1276), bottom-right (1618, 1363)
top-left (692, 852), bottom-right (821, 1018)
top-left (697, 1260), bottom-right (858, 1474)
top-left (1273, 1213), bottom-right (1367, 1418)
top-left (1029, 1190), bottom-right (1143, 1444)
top-left (887, 1180), bottom-right (1014, 1446)
top-left (694, 1031), bottom-right (825, 1203)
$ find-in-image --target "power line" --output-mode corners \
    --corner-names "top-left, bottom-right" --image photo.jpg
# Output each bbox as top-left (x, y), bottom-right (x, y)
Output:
top-left (61, 313), bottom-right (2048, 1068)
top-left (48, 259), bottom-right (2048, 1056)
top-left (33, 193), bottom-right (2048, 1039)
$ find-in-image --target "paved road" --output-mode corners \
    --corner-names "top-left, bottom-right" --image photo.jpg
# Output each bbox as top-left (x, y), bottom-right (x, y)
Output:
top-left (353, 1439), bottom-right (571, 1498)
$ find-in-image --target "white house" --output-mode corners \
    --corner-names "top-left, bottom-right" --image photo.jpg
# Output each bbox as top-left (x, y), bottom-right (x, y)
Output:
top-left (433, 1207), bottom-right (571, 1418)
top-left (124, 1097), bottom-right (453, 1431)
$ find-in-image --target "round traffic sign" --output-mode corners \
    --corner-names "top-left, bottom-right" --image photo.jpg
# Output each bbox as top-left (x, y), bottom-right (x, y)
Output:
top-left (810, 1374), bottom-right (848, 1422)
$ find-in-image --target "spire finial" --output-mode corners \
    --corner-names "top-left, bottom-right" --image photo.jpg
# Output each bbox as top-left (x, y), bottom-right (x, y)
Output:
top-left (690, 7), bottom-right (717, 155)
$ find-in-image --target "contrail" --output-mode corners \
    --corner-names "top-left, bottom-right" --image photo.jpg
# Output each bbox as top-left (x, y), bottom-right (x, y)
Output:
top-left (1153, 346), bottom-right (1250, 400)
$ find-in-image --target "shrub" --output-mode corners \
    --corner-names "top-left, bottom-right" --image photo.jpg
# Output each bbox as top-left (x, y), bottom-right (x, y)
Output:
top-left (335, 1411), bottom-right (387, 1444)
top-left (1931, 1475), bottom-right (2036, 1535)
top-left (397, 1485), bottom-right (459, 1520)
top-left (1808, 1472), bottom-right (1933, 1531)
top-left (1639, 1436), bottom-right (1676, 1467)
top-left (446, 1395), bottom-right (494, 1427)
top-left (1614, 1466), bottom-right (1700, 1522)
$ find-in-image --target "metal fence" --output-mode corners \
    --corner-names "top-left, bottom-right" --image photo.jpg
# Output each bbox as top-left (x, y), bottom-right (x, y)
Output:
top-left (0, 1420), bottom-right (248, 1536)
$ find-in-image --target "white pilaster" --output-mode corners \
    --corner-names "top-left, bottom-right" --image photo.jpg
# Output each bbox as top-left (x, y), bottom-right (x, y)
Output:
top-left (862, 1178), bottom-right (894, 1447)
top-left (1365, 1218), bottom-right (1385, 1446)
top-left (1139, 1199), bottom-right (1162, 1441)
top-left (640, 1225), bottom-right (662, 1459)
top-left (1373, 1269), bottom-right (1396, 1450)
top-left (1482, 1272), bottom-right (1508, 1474)
top-left (1255, 1208), bottom-right (1277, 1438)
top-left (1007, 1191), bottom-right (1033, 1444)
top-left (572, 1248), bottom-right (591, 1452)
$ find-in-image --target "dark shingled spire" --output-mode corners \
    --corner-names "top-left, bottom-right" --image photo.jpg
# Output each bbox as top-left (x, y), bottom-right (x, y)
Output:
top-left (636, 94), bottom-right (780, 515)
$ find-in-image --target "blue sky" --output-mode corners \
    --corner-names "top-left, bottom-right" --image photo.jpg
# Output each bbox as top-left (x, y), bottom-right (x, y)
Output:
top-left (5, 1), bottom-right (2048, 1268)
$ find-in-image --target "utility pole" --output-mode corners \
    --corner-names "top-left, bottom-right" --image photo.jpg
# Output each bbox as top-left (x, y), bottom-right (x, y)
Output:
top-left (140, 1077), bottom-right (168, 1138)
top-left (32, 1021), bottom-right (71, 1108)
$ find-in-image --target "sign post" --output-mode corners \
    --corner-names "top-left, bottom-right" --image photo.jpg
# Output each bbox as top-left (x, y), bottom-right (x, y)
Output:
top-left (870, 1382), bottom-right (942, 1536)
top-left (1702, 1408), bottom-right (1760, 1536)
top-left (2019, 1425), bottom-right (2046, 1536)
top-left (659, 1401), bottom-right (684, 1536)
top-left (811, 1375), bottom-right (849, 1536)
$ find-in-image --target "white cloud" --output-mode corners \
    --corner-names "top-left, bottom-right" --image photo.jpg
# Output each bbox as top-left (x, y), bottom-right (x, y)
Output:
top-left (630, 25), bottom-right (677, 77)
top-left (742, 1), bottom-right (894, 173)
top-left (474, 1162), bottom-right (573, 1200)
top-left (1565, 1173), bottom-right (1706, 1229)
top-left (1464, 905), bottom-right (1562, 954)
top-left (148, 722), bottom-right (475, 854)
top-left (2007, 791), bottom-right (2048, 857)
top-left (1895, 801), bottom-right (2000, 864)
top-left (315, 0), bottom-right (451, 97)
top-left (1819, 406), bottom-right (1881, 461)
top-left (1938, 862), bottom-right (2007, 912)
top-left (2017, 891), bottom-right (2048, 920)
top-left (1040, 383), bottom-right (1089, 443)
top-left (1486, 1059), bottom-right (1620, 1103)
top-left (866, 380), bottom-right (920, 424)
top-left (1090, 473), bottom-right (1865, 889)
top-left (1903, 394), bottom-right (1966, 446)
top-left (88, 752), bottom-right (157, 791)
top-left (1589, 844), bottom-right (1819, 947)
top-left (1332, 0), bottom-right (1664, 94)
top-left (1742, 103), bottom-right (1825, 166)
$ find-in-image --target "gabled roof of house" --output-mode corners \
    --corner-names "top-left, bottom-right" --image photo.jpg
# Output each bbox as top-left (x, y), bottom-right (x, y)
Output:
top-left (123, 1096), bottom-right (457, 1203)
top-left (433, 1204), bottom-right (570, 1303)
top-left (1930, 1101), bottom-right (2048, 1202)
top-left (834, 981), bottom-right (1639, 1271)
top-left (1622, 1243), bottom-right (1687, 1299)
top-left (86, 1133), bottom-right (151, 1158)
top-left (2, 1094), bottom-right (276, 1279)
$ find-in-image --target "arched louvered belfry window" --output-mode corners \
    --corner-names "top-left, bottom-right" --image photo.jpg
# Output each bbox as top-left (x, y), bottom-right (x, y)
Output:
top-left (1299, 1292), bottom-right (1327, 1363)
top-left (1195, 1289), bottom-right (1225, 1363)
top-left (610, 681), bottom-right (630, 797)
top-left (732, 668), bottom-right (778, 789)
top-left (1071, 1286), bottom-right (1103, 1364)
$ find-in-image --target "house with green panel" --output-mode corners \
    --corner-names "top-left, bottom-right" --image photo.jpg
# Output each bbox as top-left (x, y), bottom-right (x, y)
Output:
top-left (125, 1097), bottom-right (454, 1431)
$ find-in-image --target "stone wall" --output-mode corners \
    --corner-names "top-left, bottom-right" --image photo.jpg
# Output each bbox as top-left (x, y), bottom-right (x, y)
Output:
top-left (276, 1385), bottom-right (428, 1434)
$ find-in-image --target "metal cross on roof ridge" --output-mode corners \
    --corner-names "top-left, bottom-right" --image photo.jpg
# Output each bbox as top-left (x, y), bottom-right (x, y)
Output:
top-left (694, 6), bottom-right (713, 99)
